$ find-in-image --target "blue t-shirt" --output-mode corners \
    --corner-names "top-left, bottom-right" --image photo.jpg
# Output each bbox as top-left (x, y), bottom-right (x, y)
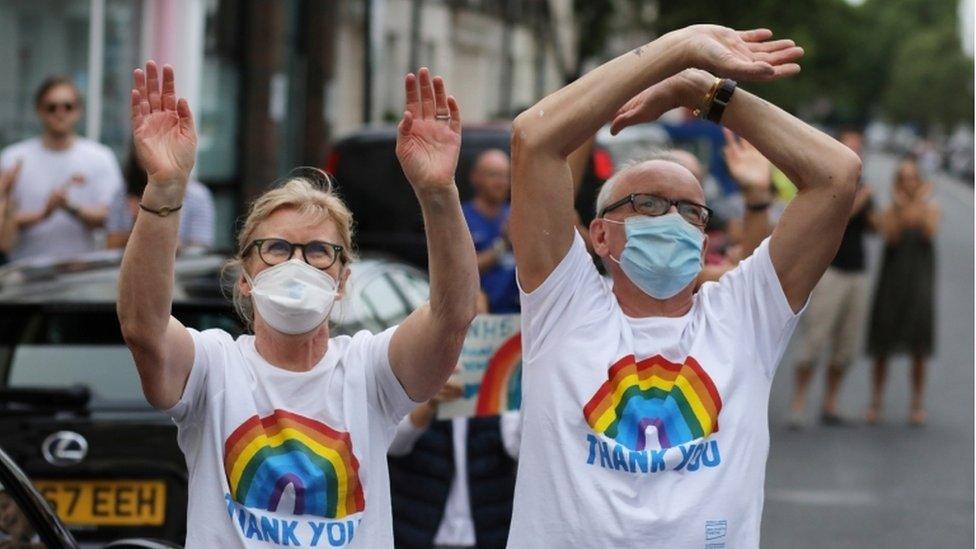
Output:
top-left (462, 201), bottom-right (520, 313)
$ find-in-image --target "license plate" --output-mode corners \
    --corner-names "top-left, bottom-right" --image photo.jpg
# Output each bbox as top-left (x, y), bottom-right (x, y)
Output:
top-left (33, 480), bottom-right (166, 526)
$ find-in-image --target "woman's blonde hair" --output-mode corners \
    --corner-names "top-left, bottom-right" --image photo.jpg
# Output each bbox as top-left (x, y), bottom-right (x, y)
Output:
top-left (224, 168), bottom-right (356, 331)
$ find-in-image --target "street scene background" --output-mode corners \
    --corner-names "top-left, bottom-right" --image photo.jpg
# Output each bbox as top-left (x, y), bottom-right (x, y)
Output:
top-left (0, 0), bottom-right (972, 547)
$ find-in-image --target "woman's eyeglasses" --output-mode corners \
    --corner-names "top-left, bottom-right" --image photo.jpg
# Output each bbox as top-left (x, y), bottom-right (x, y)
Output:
top-left (244, 238), bottom-right (345, 270)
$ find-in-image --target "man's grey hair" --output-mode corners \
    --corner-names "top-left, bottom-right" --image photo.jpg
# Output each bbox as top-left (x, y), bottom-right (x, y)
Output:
top-left (594, 149), bottom-right (694, 216)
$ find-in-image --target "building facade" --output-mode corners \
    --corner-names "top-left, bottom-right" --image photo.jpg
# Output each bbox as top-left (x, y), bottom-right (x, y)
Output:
top-left (0, 0), bottom-right (574, 249)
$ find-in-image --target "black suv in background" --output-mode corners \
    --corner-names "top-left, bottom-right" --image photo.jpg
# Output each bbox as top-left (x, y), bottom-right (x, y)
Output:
top-left (0, 250), bottom-right (430, 546)
top-left (326, 124), bottom-right (612, 269)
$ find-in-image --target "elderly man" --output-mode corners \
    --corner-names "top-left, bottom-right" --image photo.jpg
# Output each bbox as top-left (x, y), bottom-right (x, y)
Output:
top-left (507, 24), bottom-right (860, 547)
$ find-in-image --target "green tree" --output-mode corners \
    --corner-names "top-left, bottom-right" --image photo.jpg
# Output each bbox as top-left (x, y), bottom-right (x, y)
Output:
top-left (881, 27), bottom-right (975, 130)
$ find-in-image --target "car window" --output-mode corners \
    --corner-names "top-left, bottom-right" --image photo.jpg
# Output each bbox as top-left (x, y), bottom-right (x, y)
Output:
top-left (385, 269), bottom-right (429, 307)
top-left (0, 306), bottom-right (242, 410)
top-left (8, 346), bottom-right (142, 408)
top-left (358, 274), bottom-right (410, 333)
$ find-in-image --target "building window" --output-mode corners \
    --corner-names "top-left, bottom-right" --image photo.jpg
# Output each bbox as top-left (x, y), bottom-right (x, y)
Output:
top-left (0, 0), bottom-right (91, 148)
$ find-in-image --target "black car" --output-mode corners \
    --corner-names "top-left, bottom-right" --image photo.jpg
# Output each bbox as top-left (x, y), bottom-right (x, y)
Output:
top-left (0, 250), bottom-right (430, 546)
top-left (325, 124), bottom-right (611, 269)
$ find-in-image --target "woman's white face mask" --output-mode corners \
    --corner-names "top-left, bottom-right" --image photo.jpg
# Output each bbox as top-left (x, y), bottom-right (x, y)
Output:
top-left (244, 259), bottom-right (339, 335)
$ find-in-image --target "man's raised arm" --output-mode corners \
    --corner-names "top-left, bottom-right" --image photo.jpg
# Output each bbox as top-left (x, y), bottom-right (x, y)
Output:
top-left (510, 26), bottom-right (803, 292)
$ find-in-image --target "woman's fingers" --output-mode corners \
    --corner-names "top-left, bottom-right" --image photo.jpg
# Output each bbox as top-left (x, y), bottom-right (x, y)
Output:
top-left (397, 110), bottom-right (414, 138)
top-left (447, 96), bottom-right (461, 134)
top-left (161, 64), bottom-right (177, 112)
top-left (177, 98), bottom-right (195, 134)
top-left (130, 89), bottom-right (143, 125)
top-left (433, 76), bottom-right (449, 115)
top-left (404, 73), bottom-right (420, 117)
top-left (145, 61), bottom-right (162, 112)
top-left (133, 68), bottom-right (148, 110)
top-left (418, 67), bottom-right (435, 119)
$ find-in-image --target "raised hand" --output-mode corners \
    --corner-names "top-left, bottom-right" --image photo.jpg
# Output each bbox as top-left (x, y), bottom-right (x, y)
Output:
top-left (675, 25), bottom-right (803, 82)
top-left (395, 68), bottom-right (462, 191)
top-left (722, 128), bottom-right (773, 200)
top-left (610, 68), bottom-right (715, 135)
top-left (130, 61), bottom-right (197, 187)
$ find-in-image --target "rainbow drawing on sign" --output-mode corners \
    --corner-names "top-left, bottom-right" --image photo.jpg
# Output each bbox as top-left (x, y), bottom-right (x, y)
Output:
top-left (583, 354), bottom-right (722, 451)
top-left (223, 409), bottom-right (364, 519)
top-left (474, 332), bottom-right (522, 416)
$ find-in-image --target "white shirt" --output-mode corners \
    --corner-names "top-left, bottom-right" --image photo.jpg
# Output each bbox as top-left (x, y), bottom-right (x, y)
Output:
top-left (0, 137), bottom-right (122, 260)
top-left (169, 326), bottom-right (417, 548)
top-left (389, 413), bottom-right (521, 546)
top-left (507, 233), bottom-right (802, 548)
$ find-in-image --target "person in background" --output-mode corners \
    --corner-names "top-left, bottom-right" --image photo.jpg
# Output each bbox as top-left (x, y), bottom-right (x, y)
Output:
top-left (666, 131), bottom-right (775, 286)
top-left (106, 150), bottom-right (215, 252)
top-left (787, 128), bottom-right (875, 428)
top-left (866, 155), bottom-right (939, 426)
top-left (388, 292), bottom-right (520, 549)
top-left (0, 489), bottom-right (43, 548)
top-left (462, 150), bottom-right (519, 313)
top-left (0, 162), bottom-right (22, 266)
top-left (0, 76), bottom-right (122, 262)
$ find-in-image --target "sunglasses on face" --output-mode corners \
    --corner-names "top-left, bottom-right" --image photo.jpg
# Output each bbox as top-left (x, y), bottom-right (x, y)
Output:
top-left (600, 193), bottom-right (712, 227)
top-left (43, 102), bottom-right (76, 114)
top-left (244, 238), bottom-right (346, 270)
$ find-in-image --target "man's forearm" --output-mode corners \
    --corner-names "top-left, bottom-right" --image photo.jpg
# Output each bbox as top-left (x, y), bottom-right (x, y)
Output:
top-left (722, 90), bottom-right (857, 192)
top-left (417, 185), bottom-right (478, 329)
top-left (513, 33), bottom-right (685, 158)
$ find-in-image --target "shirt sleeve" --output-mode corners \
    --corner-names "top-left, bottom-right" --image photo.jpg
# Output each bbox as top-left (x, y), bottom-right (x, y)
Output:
top-left (387, 414), bottom-right (428, 457)
top-left (105, 189), bottom-right (132, 234)
top-left (164, 328), bottom-right (227, 425)
top-left (183, 181), bottom-right (215, 248)
top-left (706, 237), bottom-right (805, 378)
top-left (500, 410), bottom-right (521, 460)
top-left (517, 231), bottom-right (610, 362)
top-left (94, 147), bottom-right (124, 205)
top-left (362, 326), bottom-right (421, 426)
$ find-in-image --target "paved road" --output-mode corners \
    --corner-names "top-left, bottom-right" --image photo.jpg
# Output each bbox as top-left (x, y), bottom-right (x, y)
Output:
top-left (761, 152), bottom-right (974, 548)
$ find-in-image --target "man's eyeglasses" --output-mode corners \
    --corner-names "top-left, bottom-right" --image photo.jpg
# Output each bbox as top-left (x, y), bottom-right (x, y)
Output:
top-left (43, 102), bottom-right (76, 114)
top-left (244, 238), bottom-right (345, 270)
top-left (599, 193), bottom-right (712, 228)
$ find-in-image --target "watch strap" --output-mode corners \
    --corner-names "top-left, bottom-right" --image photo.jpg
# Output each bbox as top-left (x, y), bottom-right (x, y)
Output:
top-left (706, 79), bottom-right (737, 123)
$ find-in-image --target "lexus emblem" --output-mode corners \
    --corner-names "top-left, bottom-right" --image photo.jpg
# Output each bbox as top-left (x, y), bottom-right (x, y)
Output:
top-left (41, 431), bottom-right (88, 466)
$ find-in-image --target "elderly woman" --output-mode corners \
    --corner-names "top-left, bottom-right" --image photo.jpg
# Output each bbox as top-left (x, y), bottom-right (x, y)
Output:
top-left (117, 62), bottom-right (477, 547)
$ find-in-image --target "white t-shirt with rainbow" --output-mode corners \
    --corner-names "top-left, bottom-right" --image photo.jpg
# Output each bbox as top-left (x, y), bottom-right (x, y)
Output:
top-left (508, 233), bottom-right (802, 548)
top-left (169, 326), bottom-right (415, 548)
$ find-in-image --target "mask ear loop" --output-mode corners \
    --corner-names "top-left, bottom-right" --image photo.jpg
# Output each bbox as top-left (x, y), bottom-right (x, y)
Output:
top-left (600, 217), bottom-right (625, 265)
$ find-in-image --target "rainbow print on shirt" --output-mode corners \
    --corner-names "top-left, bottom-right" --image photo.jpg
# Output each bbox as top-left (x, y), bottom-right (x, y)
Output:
top-left (223, 409), bottom-right (364, 519)
top-left (583, 354), bottom-right (722, 451)
top-left (474, 333), bottom-right (522, 415)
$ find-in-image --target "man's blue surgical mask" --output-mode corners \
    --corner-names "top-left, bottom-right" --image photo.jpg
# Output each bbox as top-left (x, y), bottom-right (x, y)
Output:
top-left (605, 212), bottom-right (704, 299)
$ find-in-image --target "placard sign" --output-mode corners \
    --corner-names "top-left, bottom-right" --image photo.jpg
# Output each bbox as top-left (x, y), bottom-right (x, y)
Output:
top-left (436, 314), bottom-right (522, 419)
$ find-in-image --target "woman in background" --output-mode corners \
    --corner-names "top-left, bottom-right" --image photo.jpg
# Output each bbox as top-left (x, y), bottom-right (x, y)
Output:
top-left (866, 156), bottom-right (940, 426)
